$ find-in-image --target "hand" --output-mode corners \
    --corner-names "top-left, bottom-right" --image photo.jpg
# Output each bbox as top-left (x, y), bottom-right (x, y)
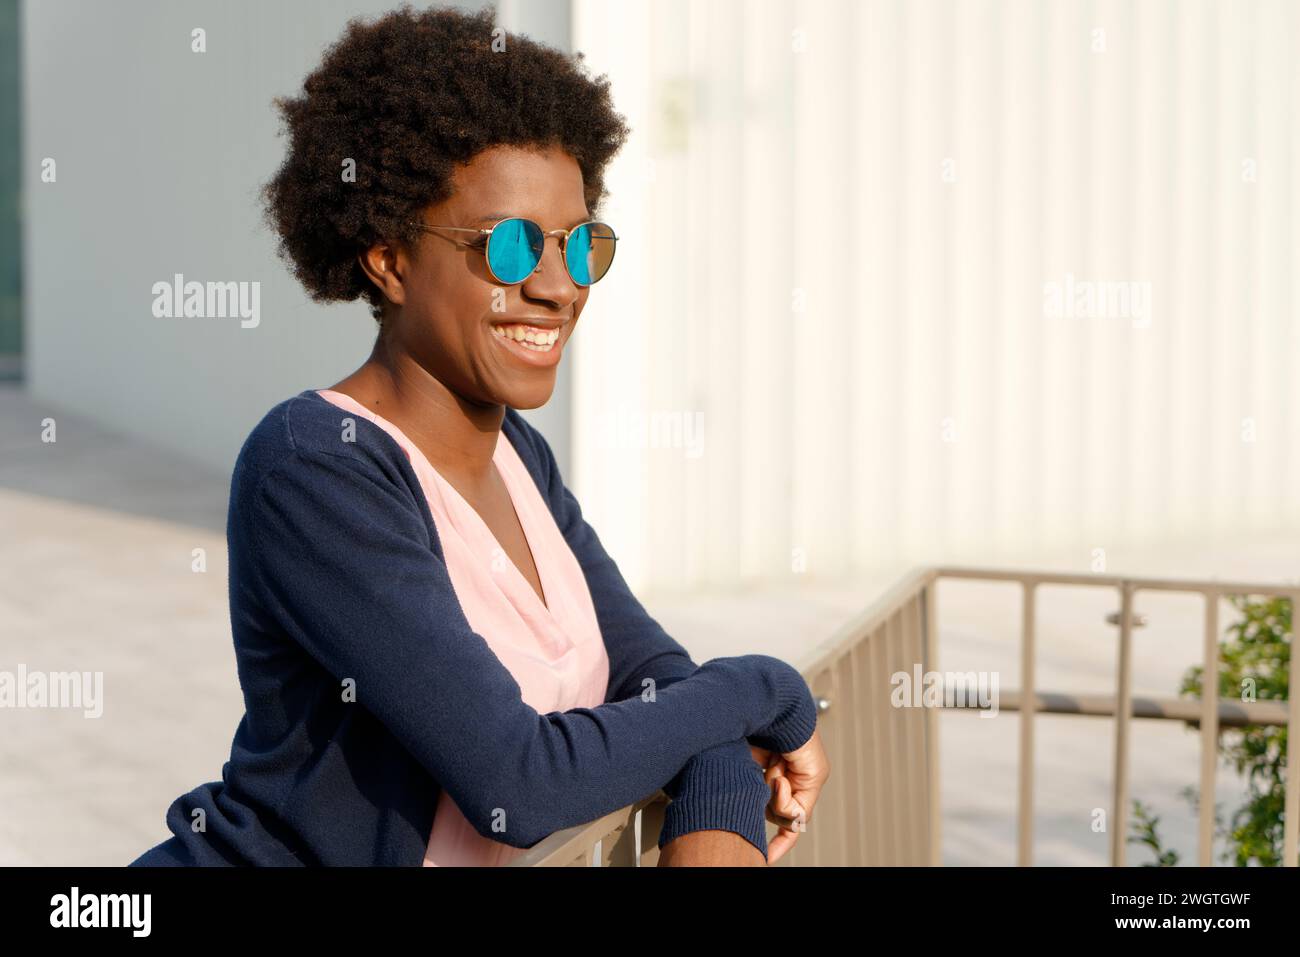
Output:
top-left (750, 728), bottom-right (829, 864)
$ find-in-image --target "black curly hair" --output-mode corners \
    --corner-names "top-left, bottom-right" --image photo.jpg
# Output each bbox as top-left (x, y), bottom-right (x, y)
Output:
top-left (261, 3), bottom-right (631, 320)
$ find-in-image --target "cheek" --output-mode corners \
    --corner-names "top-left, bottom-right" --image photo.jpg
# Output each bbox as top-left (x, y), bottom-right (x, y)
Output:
top-left (408, 257), bottom-right (496, 335)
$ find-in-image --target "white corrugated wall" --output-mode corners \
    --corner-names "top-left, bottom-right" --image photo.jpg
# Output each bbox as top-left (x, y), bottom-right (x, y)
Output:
top-left (571, 0), bottom-right (1299, 592)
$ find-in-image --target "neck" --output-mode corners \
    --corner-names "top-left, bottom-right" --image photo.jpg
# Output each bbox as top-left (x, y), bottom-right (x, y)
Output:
top-left (337, 333), bottom-right (504, 486)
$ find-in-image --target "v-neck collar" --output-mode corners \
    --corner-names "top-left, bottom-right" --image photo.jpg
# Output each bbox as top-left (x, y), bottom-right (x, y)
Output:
top-left (309, 389), bottom-right (553, 616)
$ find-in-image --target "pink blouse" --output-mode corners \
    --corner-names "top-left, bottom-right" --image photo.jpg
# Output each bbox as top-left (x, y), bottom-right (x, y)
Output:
top-left (315, 390), bottom-right (612, 866)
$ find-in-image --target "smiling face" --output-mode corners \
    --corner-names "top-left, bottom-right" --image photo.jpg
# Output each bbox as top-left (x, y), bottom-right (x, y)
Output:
top-left (371, 143), bottom-right (595, 411)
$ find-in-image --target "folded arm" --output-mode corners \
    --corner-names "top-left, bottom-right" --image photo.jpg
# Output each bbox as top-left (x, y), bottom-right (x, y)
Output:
top-left (242, 445), bottom-right (815, 850)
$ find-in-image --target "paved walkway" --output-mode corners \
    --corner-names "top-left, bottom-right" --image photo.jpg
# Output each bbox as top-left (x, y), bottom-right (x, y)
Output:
top-left (0, 383), bottom-right (235, 865)
top-left (1, 381), bottom-right (1294, 865)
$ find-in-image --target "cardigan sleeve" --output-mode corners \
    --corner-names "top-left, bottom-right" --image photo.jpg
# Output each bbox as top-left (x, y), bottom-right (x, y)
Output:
top-left (653, 681), bottom-right (774, 856)
top-left (509, 412), bottom-right (795, 857)
top-left (239, 446), bottom-right (817, 851)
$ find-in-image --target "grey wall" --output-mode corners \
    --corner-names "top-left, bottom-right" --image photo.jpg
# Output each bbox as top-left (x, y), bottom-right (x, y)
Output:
top-left (21, 0), bottom-right (572, 478)
top-left (0, 0), bottom-right (20, 373)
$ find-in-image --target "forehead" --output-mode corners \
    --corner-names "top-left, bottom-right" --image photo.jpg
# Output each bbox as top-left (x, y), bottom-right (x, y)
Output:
top-left (444, 144), bottom-right (589, 224)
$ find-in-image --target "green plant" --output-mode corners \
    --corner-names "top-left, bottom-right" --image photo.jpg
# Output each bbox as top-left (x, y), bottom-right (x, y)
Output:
top-left (1128, 594), bottom-right (1293, 866)
top-left (1129, 799), bottom-right (1180, 866)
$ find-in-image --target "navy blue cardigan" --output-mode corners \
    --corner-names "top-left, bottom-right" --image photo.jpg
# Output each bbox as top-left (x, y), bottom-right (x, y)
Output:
top-left (129, 389), bottom-right (817, 866)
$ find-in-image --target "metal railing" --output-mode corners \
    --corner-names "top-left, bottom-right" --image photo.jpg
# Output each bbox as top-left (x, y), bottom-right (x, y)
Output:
top-left (511, 567), bottom-right (1299, 866)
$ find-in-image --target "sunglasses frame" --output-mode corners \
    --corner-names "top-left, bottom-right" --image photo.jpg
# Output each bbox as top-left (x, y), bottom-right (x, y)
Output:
top-left (407, 217), bottom-right (619, 287)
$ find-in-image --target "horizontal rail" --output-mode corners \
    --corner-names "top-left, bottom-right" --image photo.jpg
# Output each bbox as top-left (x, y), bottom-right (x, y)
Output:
top-left (943, 689), bottom-right (1291, 727)
top-left (936, 565), bottom-right (1300, 600)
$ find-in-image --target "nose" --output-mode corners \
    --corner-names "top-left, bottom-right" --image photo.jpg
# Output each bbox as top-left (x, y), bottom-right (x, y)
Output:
top-left (520, 234), bottom-right (581, 307)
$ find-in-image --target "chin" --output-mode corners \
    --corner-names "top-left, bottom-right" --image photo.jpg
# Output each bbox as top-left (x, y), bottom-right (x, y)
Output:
top-left (499, 379), bottom-right (556, 411)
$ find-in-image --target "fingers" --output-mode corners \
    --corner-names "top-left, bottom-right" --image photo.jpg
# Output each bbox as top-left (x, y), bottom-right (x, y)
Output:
top-left (764, 774), bottom-right (803, 827)
top-left (764, 784), bottom-right (790, 827)
top-left (767, 827), bottom-right (798, 864)
top-left (773, 775), bottom-right (797, 819)
top-left (762, 761), bottom-right (816, 865)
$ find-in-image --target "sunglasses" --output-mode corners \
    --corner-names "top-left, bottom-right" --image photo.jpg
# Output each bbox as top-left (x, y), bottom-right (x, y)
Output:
top-left (408, 217), bottom-right (618, 286)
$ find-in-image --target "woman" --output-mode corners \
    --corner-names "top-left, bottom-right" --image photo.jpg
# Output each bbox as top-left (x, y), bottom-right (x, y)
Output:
top-left (130, 3), bottom-right (827, 868)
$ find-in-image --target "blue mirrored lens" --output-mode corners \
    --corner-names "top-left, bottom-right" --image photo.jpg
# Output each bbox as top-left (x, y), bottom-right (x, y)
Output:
top-left (565, 224), bottom-right (594, 285)
top-left (565, 223), bottom-right (616, 286)
top-left (487, 218), bottom-right (544, 284)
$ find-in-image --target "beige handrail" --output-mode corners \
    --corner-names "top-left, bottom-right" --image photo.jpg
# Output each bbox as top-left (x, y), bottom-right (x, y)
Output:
top-left (513, 566), bottom-right (1298, 867)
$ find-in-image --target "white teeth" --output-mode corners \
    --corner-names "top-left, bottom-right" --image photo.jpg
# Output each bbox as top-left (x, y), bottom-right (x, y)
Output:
top-left (493, 324), bottom-right (559, 352)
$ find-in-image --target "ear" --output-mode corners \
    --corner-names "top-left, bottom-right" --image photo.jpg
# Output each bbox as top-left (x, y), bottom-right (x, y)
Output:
top-left (356, 240), bottom-right (408, 310)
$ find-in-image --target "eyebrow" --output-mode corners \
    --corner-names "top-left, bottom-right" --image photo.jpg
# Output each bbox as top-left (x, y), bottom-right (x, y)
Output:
top-left (469, 211), bottom-right (593, 229)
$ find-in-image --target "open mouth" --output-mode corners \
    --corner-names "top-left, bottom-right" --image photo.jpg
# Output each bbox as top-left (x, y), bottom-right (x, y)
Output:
top-left (490, 322), bottom-right (560, 353)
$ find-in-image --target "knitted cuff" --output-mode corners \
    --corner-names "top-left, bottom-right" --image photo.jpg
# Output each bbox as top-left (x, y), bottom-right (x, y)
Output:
top-left (747, 660), bottom-right (819, 755)
top-left (656, 755), bottom-right (772, 857)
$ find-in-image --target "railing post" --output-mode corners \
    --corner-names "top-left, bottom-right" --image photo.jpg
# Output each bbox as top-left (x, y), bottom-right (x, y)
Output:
top-left (925, 580), bottom-right (941, 866)
top-left (639, 798), bottom-right (665, 867)
top-left (1286, 590), bottom-right (1300, 867)
top-left (604, 812), bottom-right (639, 866)
top-left (1198, 591), bottom-right (1220, 866)
top-left (1111, 582), bottom-right (1135, 867)
top-left (1017, 580), bottom-right (1036, 867)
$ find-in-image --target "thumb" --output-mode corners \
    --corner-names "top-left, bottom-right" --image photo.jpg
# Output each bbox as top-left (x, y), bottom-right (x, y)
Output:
top-left (770, 774), bottom-right (799, 823)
